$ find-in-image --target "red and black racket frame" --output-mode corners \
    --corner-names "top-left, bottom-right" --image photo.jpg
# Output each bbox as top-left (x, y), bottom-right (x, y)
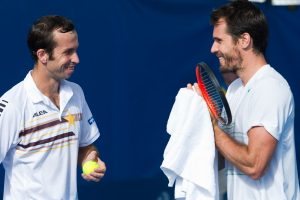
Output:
top-left (195, 62), bottom-right (232, 125)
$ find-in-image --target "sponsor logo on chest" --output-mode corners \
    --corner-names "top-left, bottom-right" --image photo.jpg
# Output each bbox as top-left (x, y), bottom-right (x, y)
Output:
top-left (33, 110), bottom-right (48, 118)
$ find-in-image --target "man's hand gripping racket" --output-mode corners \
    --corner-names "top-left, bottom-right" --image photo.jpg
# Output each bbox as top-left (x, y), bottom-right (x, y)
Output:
top-left (193, 62), bottom-right (232, 126)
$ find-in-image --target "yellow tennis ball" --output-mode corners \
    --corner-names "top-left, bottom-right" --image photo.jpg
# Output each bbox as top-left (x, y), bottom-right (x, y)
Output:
top-left (82, 160), bottom-right (99, 175)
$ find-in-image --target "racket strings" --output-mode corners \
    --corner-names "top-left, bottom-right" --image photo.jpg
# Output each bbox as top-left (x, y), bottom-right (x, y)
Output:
top-left (200, 69), bottom-right (228, 122)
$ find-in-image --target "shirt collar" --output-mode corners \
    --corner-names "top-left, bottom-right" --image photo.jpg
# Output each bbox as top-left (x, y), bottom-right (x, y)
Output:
top-left (24, 71), bottom-right (73, 107)
top-left (24, 71), bottom-right (44, 104)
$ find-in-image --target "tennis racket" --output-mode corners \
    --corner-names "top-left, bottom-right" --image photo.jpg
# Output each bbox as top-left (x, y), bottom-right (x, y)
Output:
top-left (195, 62), bottom-right (232, 125)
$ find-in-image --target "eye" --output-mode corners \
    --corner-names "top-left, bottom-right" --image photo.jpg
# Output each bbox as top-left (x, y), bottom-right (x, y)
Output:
top-left (214, 38), bottom-right (222, 43)
top-left (64, 49), bottom-right (75, 55)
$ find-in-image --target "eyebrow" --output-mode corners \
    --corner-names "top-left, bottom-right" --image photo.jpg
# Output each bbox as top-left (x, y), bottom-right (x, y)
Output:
top-left (213, 36), bottom-right (222, 42)
top-left (63, 47), bottom-right (76, 54)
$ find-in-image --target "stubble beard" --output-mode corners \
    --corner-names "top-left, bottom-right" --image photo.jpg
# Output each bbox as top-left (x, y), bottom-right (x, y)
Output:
top-left (60, 62), bottom-right (75, 79)
top-left (219, 48), bottom-right (243, 74)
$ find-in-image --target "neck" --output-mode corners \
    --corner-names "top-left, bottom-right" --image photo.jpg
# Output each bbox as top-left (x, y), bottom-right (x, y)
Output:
top-left (237, 52), bottom-right (267, 86)
top-left (31, 64), bottom-right (61, 108)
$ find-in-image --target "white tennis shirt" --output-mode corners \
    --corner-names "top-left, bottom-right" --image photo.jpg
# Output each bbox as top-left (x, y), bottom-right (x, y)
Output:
top-left (0, 71), bottom-right (100, 199)
top-left (225, 65), bottom-right (300, 200)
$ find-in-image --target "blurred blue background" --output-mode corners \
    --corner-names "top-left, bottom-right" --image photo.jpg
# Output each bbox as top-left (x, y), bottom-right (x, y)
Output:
top-left (0, 0), bottom-right (299, 199)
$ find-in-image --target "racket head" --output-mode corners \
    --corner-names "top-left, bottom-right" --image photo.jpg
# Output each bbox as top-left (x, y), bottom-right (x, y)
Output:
top-left (195, 62), bottom-right (232, 125)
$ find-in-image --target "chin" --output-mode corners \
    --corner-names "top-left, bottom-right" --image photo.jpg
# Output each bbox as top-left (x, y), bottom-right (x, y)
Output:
top-left (219, 65), bottom-right (227, 72)
top-left (64, 75), bottom-right (72, 80)
top-left (65, 72), bottom-right (74, 79)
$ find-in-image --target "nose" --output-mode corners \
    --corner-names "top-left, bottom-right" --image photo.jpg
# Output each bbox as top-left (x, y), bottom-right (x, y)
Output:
top-left (72, 52), bottom-right (80, 64)
top-left (211, 41), bottom-right (218, 54)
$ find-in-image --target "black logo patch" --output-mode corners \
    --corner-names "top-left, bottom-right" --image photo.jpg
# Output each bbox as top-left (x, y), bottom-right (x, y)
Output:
top-left (33, 110), bottom-right (48, 118)
top-left (0, 99), bottom-right (8, 117)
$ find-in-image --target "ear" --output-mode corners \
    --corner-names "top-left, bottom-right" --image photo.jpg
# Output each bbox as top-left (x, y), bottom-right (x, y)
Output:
top-left (36, 49), bottom-right (49, 64)
top-left (239, 32), bottom-right (252, 49)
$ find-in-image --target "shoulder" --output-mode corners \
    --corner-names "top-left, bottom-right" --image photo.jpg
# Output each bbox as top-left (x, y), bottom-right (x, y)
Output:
top-left (248, 67), bottom-right (294, 115)
top-left (253, 66), bottom-right (292, 97)
top-left (1, 81), bottom-right (27, 109)
top-left (0, 82), bottom-right (26, 123)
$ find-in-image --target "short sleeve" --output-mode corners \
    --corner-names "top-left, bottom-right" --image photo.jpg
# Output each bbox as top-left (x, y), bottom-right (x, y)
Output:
top-left (77, 87), bottom-right (100, 147)
top-left (0, 99), bottom-right (21, 163)
top-left (246, 79), bottom-right (294, 140)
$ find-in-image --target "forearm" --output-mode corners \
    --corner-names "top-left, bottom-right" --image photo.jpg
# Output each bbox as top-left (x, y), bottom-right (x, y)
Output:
top-left (214, 125), bottom-right (259, 178)
top-left (78, 145), bottom-right (99, 166)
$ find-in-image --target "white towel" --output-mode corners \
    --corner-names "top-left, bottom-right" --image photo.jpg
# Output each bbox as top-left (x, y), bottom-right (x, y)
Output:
top-left (161, 88), bottom-right (219, 200)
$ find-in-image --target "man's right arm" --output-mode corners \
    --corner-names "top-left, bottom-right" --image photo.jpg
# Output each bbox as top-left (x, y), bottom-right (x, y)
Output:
top-left (0, 100), bottom-right (21, 163)
top-left (213, 124), bottom-right (277, 180)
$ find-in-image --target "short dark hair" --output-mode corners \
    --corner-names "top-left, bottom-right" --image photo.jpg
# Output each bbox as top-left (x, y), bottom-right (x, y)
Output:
top-left (210, 0), bottom-right (268, 54)
top-left (27, 15), bottom-right (75, 62)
